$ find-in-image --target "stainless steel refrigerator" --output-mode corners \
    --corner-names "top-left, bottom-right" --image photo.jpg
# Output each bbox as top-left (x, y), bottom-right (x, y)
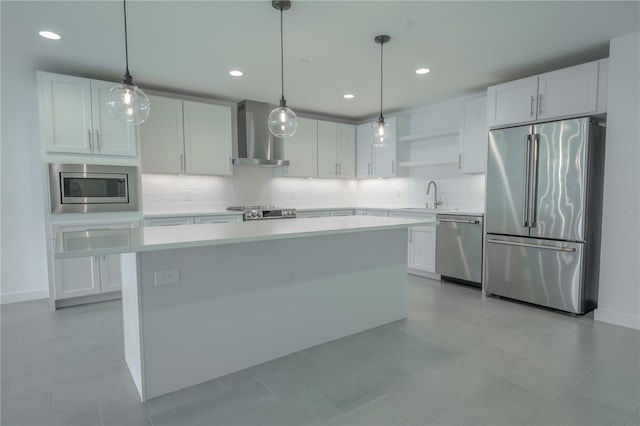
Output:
top-left (484, 117), bottom-right (605, 314)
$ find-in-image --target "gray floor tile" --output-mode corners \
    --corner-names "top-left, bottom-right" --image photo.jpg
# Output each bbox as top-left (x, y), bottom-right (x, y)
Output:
top-left (526, 392), bottom-right (632, 426)
top-left (218, 351), bottom-right (310, 388)
top-left (149, 380), bottom-right (278, 426)
top-left (327, 401), bottom-right (407, 426)
top-left (626, 406), bottom-right (640, 426)
top-left (259, 350), bottom-right (358, 398)
top-left (2, 380), bottom-right (10, 407)
top-left (1, 344), bottom-right (92, 382)
top-left (142, 378), bottom-right (225, 417)
top-left (314, 359), bottom-right (410, 413)
top-left (220, 389), bottom-right (342, 426)
top-left (1, 391), bottom-right (52, 426)
top-left (374, 367), bottom-right (496, 425)
top-left (431, 379), bottom-right (550, 426)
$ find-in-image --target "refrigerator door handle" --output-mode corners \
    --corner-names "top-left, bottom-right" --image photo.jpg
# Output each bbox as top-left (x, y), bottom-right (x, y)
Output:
top-left (529, 133), bottom-right (540, 227)
top-left (487, 239), bottom-right (576, 253)
top-left (522, 134), bottom-right (532, 227)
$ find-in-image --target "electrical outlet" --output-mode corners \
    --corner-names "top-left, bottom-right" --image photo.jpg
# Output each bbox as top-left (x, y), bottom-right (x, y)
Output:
top-left (154, 269), bottom-right (179, 286)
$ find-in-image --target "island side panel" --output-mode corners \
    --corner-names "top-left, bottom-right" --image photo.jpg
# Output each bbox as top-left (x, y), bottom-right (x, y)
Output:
top-left (121, 252), bottom-right (145, 400)
top-left (137, 228), bottom-right (408, 400)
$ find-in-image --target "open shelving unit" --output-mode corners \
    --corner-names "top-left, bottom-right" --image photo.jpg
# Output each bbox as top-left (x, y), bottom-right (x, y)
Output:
top-left (398, 127), bottom-right (460, 168)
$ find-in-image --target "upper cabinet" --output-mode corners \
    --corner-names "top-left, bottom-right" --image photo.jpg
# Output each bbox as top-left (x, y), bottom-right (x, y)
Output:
top-left (487, 59), bottom-right (607, 128)
top-left (357, 117), bottom-right (410, 178)
top-left (37, 71), bottom-right (136, 156)
top-left (459, 96), bottom-right (488, 174)
top-left (280, 117), bottom-right (318, 178)
top-left (317, 121), bottom-right (356, 179)
top-left (139, 94), bottom-right (232, 176)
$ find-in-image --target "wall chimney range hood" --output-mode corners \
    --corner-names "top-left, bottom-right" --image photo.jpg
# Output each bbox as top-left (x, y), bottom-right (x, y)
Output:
top-left (234, 100), bottom-right (290, 166)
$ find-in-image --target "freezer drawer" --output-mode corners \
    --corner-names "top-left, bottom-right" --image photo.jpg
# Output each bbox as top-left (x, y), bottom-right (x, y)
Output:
top-left (436, 214), bottom-right (483, 285)
top-left (484, 235), bottom-right (586, 314)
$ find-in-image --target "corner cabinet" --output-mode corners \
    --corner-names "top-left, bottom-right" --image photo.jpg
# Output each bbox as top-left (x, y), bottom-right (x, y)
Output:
top-left (37, 71), bottom-right (136, 156)
top-left (139, 94), bottom-right (232, 176)
top-left (317, 121), bottom-right (356, 179)
top-left (356, 117), bottom-right (410, 178)
top-left (487, 59), bottom-right (608, 128)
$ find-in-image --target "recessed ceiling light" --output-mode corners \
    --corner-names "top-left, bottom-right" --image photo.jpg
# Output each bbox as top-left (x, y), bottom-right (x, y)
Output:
top-left (415, 68), bottom-right (430, 75)
top-left (229, 70), bottom-right (244, 77)
top-left (39, 30), bottom-right (61, 40)
top-left (343, 94), bottom-right (355, 99)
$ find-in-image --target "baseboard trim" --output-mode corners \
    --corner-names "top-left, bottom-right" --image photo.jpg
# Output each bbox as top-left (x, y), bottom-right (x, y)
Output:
top-left (1, 289), bottom-right (49, 305)
top-left (595, 308), bottom-right (640, 330)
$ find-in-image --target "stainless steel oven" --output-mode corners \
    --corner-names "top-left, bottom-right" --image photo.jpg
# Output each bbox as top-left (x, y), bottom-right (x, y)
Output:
top-left (49, 163), bottom-right (139, 213)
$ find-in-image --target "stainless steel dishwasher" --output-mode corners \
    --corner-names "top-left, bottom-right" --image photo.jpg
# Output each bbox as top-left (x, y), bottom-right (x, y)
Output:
top-left (436, 213), bottom-right (484, 287)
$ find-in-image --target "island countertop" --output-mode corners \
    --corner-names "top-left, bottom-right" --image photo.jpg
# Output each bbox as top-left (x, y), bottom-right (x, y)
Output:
top-left (55, 215), bottom-right (435, 260)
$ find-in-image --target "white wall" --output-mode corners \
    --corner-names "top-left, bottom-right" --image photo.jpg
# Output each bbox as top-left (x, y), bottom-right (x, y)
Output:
top-left (595, 32), bottom-right (640, 330)
top-left (0, 42), bottom-right (50, 303)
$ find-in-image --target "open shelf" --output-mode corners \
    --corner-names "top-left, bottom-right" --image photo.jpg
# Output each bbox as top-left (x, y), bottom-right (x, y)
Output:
top-left (398, 128), bottom-right (459, 143)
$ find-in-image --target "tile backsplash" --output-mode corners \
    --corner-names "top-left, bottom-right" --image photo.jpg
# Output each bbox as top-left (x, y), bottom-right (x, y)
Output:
top-left (142, 167), bottom-right (485, 213)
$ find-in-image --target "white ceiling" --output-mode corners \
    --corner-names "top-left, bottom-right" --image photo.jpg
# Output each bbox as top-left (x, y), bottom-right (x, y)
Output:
top-left (2, 1), bottom-right (639, 121)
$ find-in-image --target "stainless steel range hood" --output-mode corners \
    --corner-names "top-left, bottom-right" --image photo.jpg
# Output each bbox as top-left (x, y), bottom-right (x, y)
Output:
top-left (234, 100), bottom-right (289, 166)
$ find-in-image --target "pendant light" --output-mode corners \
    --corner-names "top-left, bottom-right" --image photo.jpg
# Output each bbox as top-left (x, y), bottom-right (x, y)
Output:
top-left (372, 35), bottom-right (393, 148)
top-left (268, 0), bottom-right (298, 138)
top-left (106, 0), bottom-right (150, 125)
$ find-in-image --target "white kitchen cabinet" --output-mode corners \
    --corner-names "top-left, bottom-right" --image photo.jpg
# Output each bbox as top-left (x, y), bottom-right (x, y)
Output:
top-left (140, 94), bottom-right (232, 176)
top-left (330, 210), bottom-right (354, 216)
top-left (194, 215), bottom-right (242, 224)
top-left (280, 117), bottom-right (318, 178)
top-left (366, 210), bottom-right (389, 217)
top-left (357, 117), bottom-right (410, 178)
top-left (459, 96), bottom-right (488, 174)
top-left (296, 211), bottom-right (331, 218)
top-left (38, 71), bottom-right (136, 156)
top-left (487, 60), bottom-right (606, 128)
top-left (317, 121), bottom-right (356, 179)
top-left (52, 221), bottom-right (137, 300)
top-left (408, 226), bottom-right (437, 275)
top-left (144, 214), bottom-right (241, 227)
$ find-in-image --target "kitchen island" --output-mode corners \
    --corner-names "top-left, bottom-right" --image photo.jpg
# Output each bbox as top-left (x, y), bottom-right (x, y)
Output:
top-left (55, 216), bottom-right (434, 401)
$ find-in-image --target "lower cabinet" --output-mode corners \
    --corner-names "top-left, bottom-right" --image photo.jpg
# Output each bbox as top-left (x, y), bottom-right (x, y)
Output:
top-left (144, 214), bottom-right (242, 227)
top-left (51, 221), bottom-right (137, 301)
top-left (408, 226), bottom-right (437, 276)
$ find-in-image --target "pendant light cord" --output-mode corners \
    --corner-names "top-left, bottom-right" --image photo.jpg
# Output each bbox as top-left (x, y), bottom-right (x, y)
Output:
top-left (279, 7), bottom-right (285, 105)
top-left (379, 40), bottom-right (384, 121)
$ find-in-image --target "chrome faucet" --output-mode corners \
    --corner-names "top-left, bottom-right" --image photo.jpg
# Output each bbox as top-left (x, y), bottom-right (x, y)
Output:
top-left (426, 181), bottom-right (442, 209)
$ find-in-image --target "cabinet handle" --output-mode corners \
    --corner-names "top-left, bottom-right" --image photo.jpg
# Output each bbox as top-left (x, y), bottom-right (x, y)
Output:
top-left (87, 130), bottom-right (93, 153)
top-left (95, 130), bottom-right (101, 152)
top-left (530, 96), bottom-right (536, 117)
top-left (458, 154), bottom-right (462, 170)
top-left (335, 163), bottom-right (338, 176)
top-left (180, 153), bottom-right (185, 172)
top-left (338, 163), bottom-right (342, 176)
top-left (392, 160), bottom-right (395, 174)
top-left (368, 163), bottom-right (371, 176)
top-left (538, 94), bottom-right (543, 116)
top-left (284, 166), bottom-right (288, 176)
top-left (409, 229), bottom-right (413, 243)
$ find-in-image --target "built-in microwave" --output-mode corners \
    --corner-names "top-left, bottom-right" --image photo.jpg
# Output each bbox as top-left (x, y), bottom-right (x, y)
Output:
top-left (49, 163), bottom-right (139, 213)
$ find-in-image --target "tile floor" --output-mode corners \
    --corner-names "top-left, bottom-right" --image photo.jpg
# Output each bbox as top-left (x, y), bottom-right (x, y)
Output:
top-left (1, 276), bottom-right (639, 426)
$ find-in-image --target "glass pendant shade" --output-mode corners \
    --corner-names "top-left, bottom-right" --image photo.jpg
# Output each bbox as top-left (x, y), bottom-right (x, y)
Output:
top-left (106, 83), bottom-right (150, 125)
top-left (371, 118), bottom-right (393, 148)
top-left (268, 105), bottom-right (298, 138)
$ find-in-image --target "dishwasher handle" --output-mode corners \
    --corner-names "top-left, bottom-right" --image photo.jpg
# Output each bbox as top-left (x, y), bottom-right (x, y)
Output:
top-left (438, 218), bottom-right (480, 224)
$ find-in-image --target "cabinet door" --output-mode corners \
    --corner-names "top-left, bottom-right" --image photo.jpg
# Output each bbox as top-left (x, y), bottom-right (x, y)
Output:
top-left (372, 141), bottom-right (396, 177)
top-left (409, 226), bottom-right (436, 273)
top-left (459, 96), bottom-right (488, 174)
top-left (282, 117), bottom-right (318, 177)
top-left (336, 124), bottom-right (356, 178)
top-left (38, 72), bottom-right (93, 154)
top-left (194, 215), bottom-right (242, 224)
top-left (317, 121), bottom-right (338, 178)
top-left (537, 61), bottom-right (599, 120)
top-left (356, 123), bottom-right (373, 178)
top-left (296, 211), bottom-right (331, 218)
top-left (90, 80), bottom-right (137, 156)
top-left (487, 76), bottom-right (538, 128)
top-left (329, 210), bottom-right (354, 216)
top-left (139, 95), bottom-right (184, 174)
top-left (366, 210), bottom-right (389, 217)
top-left (54, 255), bottom-right (101, 299)
top-left (99, 254), bottom-right (123, 293)
top-left (183, 101), bottom-right (232, 175)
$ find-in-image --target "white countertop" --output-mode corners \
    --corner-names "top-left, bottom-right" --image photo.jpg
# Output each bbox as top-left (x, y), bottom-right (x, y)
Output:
top-left (142, 207), bottom-right (483, 218)
top-left (55, 215), bottom-right (435, 260)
